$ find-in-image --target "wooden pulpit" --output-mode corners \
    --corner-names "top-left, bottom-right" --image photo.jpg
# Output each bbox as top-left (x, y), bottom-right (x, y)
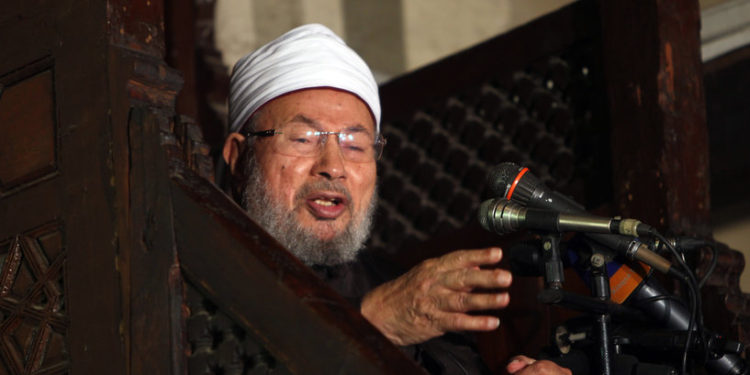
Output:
top-left (0, 1), bottom-right (422, 373)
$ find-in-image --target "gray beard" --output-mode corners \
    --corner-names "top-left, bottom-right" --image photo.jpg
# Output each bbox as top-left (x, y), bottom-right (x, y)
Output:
top-left (240, 155), bottom-right (376, 266)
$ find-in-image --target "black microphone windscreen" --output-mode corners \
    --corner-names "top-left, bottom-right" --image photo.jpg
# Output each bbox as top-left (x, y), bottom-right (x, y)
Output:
top-left (487, 162), bottom-right (544, 205)
top-left (487, 162), bottom-right (523, 196)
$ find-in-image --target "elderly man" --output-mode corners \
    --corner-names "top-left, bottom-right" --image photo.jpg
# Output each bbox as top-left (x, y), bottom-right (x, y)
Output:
top-left (222, 24), bottom-right (570, 375)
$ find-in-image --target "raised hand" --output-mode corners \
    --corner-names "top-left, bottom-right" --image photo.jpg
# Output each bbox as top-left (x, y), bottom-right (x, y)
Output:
top-left (360, 247), bottom-right (512, 346)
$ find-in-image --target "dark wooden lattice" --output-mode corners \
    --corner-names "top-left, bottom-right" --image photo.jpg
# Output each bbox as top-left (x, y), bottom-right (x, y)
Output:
top-left (184, 281), bottom-right (291, 375)
top-left (371, 35), bottom-right (611, 261)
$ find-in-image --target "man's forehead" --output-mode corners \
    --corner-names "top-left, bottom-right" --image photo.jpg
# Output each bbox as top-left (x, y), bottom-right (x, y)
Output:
top-left (255, 88), bottom-right (377, 133)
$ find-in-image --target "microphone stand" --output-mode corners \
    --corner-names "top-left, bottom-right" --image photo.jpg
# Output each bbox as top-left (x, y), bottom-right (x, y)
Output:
top-left (538, 233), bottom-right (614, 375)
top-left (527, 234), bottom-right (693, 374)
top-left (590, 252), bottom-right (614, 375)
top-left (541, 233), bottom-right (565, 290)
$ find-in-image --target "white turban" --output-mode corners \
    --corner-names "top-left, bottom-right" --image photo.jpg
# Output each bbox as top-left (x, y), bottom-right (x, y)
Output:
top-left (228, 24), bottom-right (380, 134)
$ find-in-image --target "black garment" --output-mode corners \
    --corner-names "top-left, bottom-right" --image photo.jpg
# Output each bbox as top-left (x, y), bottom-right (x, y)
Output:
top-left (311, 251), bottom-right (492, 375)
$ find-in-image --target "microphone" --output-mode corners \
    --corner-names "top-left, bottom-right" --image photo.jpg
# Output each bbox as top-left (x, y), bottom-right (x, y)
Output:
top-left (485, 162), bottom-right (683, 279)
top-left (479, 198), bottom-right (655, 237)
top-left (485, 163), bottom-right (748, 374)
top-left (487, 163), bottom-right (584, 213)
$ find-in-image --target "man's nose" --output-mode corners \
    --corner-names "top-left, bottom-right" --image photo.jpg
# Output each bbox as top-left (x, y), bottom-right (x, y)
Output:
top-left (312, 135), bottom-right (346, 180)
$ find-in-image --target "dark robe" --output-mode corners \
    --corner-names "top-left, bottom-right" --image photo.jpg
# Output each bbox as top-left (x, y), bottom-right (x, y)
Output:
top-left (312, 250), bottom-right (493, 375)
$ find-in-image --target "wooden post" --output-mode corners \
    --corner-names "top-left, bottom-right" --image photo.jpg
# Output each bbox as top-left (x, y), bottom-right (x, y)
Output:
top-left (598, 0), bottom-right (710, 236)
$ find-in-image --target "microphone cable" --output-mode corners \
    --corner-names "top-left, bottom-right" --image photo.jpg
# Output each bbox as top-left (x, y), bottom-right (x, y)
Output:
top-left (652, 231), bottom-right (705, 375)
top-left (660, 237), bottom-right (718, 288)
top-left (697, 242), bottom-right (718, 289)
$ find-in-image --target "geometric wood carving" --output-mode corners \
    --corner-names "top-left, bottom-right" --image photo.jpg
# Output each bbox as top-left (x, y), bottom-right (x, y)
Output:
top-left (184, 280), bottom-right (291, 375)
top-left (0, 222), bottom-right (68, 374)
top-left (0, 69), bottom-right (58, 195)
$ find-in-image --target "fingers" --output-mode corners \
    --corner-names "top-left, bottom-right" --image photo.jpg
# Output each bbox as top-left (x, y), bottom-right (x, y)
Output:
top-left (440, 312), bottom-right (500, 332)
top-left (438, 247), bottom-right (503, 269)
top-left (438, 291), bottom-right (510, 312)
top-left (507, 356), bottom-right (535, 374)
top-left (442, 267), bottom-right (512, 290)
top-left (505, 358), bottom-right (533, 374)
top-left (360, 247), bottom-right (512, 346)
top-left (509, 355), bottom-right (536, 365)
top-left (519, 361), bottom-right (571, 375)
top-left (507, 357), bottom-right (572, 375)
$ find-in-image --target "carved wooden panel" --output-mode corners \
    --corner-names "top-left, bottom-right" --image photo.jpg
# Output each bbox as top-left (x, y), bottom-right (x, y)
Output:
top-left (184, 280), bottom-right (291, 375)
top-left (0, 63), bottom-right (58, 196)
top-left (0, 222), bottom-right (68, 374)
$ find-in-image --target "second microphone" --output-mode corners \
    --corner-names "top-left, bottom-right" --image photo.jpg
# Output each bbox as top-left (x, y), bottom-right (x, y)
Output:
top-left (478, 198), bottom-right (654, 237)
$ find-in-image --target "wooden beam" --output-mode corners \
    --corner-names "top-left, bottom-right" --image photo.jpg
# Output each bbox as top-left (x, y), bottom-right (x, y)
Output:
top-left (598, 0), bottom-right (710, 236)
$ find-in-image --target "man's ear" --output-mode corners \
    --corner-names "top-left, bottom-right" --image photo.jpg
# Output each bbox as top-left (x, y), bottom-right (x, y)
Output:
top-left (222, 132), bottom-right (246, 174)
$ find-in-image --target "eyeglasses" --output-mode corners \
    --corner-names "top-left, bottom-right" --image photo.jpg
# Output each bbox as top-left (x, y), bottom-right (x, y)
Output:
top-left (245, 123), bottom-right (386, 163)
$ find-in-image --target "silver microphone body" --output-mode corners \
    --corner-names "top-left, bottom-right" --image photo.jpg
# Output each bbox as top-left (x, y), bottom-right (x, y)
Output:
top-left (479, 198), bottom-right (650, 237)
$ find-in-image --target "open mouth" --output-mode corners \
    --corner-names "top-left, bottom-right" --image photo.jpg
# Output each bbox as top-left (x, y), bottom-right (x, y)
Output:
top-left (305, 192), bottom-right (348, 220)
top-left (312, 197), bottom-right (343, 206)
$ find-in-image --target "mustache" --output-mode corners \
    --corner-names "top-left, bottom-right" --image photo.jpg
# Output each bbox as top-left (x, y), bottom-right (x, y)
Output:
top-left (294, 180), bottom-right (353, 203)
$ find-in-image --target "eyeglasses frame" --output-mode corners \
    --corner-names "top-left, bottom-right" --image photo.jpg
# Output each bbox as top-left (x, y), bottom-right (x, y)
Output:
top-left (244, 128), bottom-right (387, 162)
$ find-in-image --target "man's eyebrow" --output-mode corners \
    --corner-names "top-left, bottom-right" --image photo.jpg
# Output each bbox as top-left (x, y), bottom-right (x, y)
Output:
top-left (289, 114), bottom-right (373, 135)
top-left (289, 114), bottom-right (322, 129)
top-left (344, 124), bottom-right (370, 134)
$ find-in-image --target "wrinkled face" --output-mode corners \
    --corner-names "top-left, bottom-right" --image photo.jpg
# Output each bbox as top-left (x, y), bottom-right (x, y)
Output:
top-left (250, 88), bottom-right (378, 242)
